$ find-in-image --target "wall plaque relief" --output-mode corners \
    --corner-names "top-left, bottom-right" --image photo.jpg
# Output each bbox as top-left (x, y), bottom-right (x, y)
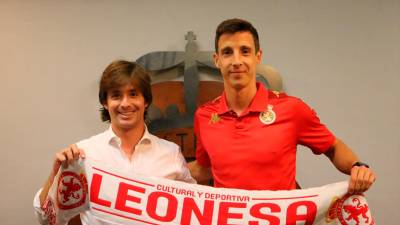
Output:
top-left (136, 31), bottom-right (281, 160)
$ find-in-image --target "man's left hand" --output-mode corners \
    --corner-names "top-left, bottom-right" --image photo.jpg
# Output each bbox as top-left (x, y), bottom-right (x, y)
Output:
top-left (348, 165), bottom-right (376, 194)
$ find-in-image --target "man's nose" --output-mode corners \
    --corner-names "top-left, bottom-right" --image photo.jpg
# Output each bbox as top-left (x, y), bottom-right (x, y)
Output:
top-left (120, 95), bottom-right (131, 107)
top-left (232, 51), bottom-right (242, 66)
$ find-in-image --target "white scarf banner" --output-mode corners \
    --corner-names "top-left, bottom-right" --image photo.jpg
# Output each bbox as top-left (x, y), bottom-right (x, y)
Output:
top-left (42, 159), bottom-right (375, 225)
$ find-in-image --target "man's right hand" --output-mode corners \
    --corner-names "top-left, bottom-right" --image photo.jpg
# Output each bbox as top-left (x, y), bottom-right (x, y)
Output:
top-left (39, 144), bottom-right (85, 207)
top-left (54, 144), bottom-right (86, 170)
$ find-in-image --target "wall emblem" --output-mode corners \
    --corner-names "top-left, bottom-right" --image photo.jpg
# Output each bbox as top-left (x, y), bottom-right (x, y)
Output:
top-left (136, 31), bottom-right (271, 159)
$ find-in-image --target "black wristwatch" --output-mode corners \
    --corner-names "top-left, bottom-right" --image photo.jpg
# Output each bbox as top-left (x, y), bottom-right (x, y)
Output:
top-left (352, 161), bottom-right (370, 168)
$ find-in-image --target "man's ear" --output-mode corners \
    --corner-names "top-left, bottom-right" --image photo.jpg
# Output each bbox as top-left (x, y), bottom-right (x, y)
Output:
top-left (256, 49), bottom-right (263, 64)
top-left (103, 103), bottom-right (108, 110)
top-left (213, 52), bottom-right (220, 68)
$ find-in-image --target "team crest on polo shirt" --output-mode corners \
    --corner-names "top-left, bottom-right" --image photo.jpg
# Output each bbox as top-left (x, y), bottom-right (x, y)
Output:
top-left (326, 194), bottom-right (374, 225)
top-left (259, 104), bottom-right (276, 125)
top-left (56, 171), bottom-right (88, 210)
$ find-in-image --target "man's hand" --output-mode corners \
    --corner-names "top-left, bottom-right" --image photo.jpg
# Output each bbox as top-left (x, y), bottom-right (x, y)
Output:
top-left (39, 144), bottom-right (85, 207)
top-left (348, 165), bottom-right (376, 194)
top-left (55, 144), bottom-right (86, 170)
top-left (187, 160), bottom-right (212, 185)
top-left (324, 139), bottom-right (377, 194)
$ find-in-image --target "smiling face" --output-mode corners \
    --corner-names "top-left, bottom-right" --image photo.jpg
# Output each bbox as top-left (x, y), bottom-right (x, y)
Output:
top-left (99, 60), bottom-right (152, 125)
top-left (103, 83), bottom-right (148, 132)
top-left (214, 31), bottom-right (262, 91)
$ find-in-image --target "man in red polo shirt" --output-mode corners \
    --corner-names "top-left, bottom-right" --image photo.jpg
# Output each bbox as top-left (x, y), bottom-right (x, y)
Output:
top-left (189, 18), bottom-right (376, 193)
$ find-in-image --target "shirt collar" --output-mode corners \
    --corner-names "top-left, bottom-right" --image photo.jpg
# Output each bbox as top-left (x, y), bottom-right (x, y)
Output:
top-left (106, 125), bottom-right (153, 148)
top-left (217, 82), bottom-right (269, 115)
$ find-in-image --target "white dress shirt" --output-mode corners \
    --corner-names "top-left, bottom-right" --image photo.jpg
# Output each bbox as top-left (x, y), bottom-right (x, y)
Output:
top-left (33, 126), bottom-right (196, 225)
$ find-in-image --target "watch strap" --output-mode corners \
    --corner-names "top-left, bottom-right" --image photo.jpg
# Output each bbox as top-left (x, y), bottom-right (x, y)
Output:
top-left (352, 161), bottom-right (370, 168)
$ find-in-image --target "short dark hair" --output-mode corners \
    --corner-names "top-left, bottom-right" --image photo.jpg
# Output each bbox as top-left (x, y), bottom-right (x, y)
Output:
top-left (99, 60), bottom-right (152, 122)
top-left (215, 18), bottom-right (260, 53)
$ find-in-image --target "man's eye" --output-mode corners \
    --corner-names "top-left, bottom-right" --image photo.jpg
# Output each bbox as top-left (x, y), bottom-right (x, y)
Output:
top-left (222, 49), bottom-right (232, 55)
top-left (242, 48), bottom-right (251, 54)
top-left (110, 93), bottom-right (121, 99)
top-left (130, 91), bottom-right (138, 97)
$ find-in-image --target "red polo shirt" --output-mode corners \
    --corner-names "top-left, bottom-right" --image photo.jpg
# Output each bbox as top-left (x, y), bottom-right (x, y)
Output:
top-left (194, 83), bottom-right (335, 190)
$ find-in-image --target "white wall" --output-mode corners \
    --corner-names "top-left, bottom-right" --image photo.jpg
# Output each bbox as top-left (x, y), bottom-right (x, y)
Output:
top-left (0, 0), bottom-right (398, 224)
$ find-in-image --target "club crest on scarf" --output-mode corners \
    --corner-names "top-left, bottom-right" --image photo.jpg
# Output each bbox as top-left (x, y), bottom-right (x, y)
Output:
top-left (56, 171), bottom-right (88, 210)
top-left (326, 194), bottom-right (374, 225)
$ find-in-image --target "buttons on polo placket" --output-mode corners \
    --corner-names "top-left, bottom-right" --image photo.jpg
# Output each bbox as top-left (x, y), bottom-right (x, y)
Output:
top-left (259, 104), bottom-right (276, 125)
top-left (235, 117), bottom-right (245, 129)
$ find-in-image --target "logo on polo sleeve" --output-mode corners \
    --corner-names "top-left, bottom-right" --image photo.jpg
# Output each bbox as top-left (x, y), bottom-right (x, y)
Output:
top-left (209, 113), bottom-right (221, 124)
